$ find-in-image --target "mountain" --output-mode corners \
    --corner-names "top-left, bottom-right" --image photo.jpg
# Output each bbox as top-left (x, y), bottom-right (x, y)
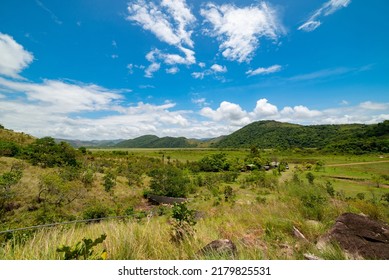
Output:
top-left (212, 120), bottom-right (389, 152)
top-left (54, 138), bottom-right (125, 148)
top-left (115, 135), bottom-right (196, 148)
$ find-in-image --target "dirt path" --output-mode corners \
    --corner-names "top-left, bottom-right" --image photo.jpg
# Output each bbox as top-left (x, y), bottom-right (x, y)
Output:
top-left (327, 160), bottom-right (389, 167)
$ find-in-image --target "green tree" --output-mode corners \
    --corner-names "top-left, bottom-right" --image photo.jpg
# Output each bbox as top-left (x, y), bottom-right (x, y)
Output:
top-left (0, 166), bottom-right (23, 217)
top-left (26, 137), bottom-right (78, 167)
top-left (306, 172), bottom-right (315, 185)
top-left (103, 170), bottom-right (116, 192)
top-left (148, 165), bottom-right (190, 197)
top-left (198, 153), bottom-right (230, 172)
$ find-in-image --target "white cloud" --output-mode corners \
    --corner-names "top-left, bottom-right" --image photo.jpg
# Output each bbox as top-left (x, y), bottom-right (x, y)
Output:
top-left (198, 62), bottom-right (206, 68)
top-left (281, 105), bottom-right (322, 118)
top-left (200, 101), bottom-right (251, 126)
top-left (246, 64), bottom-right (282, 76)
top-left (210, 64), bottom-right (227, 73)
top-left (128, 0), bottom-right (196, 75)
top-left (127, 0), bottom-right (195, 47)
top-left (252, 98), bottom-right (278, 117)
top-left (299, 0), bottom-right (351, 32)
top-left (191, 72), bottom-right (205, 79)
top-left (0, 77), bottom-right (123, 113)
top-left (144, 62), bottom-right (161, 78)
top-left (35, 0), bottom-right (63, 25)
top-left (0, 33), bottom-right (34, 79)
top-left (201, 2), bottom-right (284, 62)
top-left (166, 66), bottom-right (179, 74)
top-left (359, 101), bottom-right (389, 111)
top-left (191, 63), bottom-right (228, 79)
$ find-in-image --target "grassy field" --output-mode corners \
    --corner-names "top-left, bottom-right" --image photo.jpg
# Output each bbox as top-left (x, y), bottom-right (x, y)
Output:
top-left (1, 149), bottom-right (388, 260)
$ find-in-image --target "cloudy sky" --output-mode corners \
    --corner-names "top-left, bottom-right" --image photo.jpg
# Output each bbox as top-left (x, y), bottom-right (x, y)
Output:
top-left (0, 0), bottom-right (388, 140)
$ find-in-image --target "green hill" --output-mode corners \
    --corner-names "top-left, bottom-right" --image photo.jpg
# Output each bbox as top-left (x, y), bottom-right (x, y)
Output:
top-left (212, 120), bottom-right (389, 153)
top-left (115, 135), bottom-right (198, 148)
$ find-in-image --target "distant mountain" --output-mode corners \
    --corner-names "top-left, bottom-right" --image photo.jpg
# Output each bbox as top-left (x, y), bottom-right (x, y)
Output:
top-left (212, 120), bottom-right (389, 153)
top-left (54, 138), bottom-right (125, 148)
top-left (115, 135), bottom-right (197, 148)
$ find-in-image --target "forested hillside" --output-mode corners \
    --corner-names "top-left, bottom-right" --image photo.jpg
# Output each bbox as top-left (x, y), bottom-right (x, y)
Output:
top-left (115, 135), bottom-right (198, 148)
top-left (213, 120), bottom-right (389, 153)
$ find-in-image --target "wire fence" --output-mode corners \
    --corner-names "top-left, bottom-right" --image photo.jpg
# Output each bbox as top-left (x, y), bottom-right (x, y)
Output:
top-left (0, 213), bottom-right (151, 235)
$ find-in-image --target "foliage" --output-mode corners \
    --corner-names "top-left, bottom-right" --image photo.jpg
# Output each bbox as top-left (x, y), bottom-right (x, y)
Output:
top-left (103, 170), bottom-right (116, 192)
top-left (115, 135), bottom-right (196, 148)
top-left (57, 234), bottom-right (107, 260)
top-left (306, 172), bottom-right (315, 184)
top-left (0, 141), bottom-right (20, 157)
top-left (198, 153), bottom-right (230, 172)
top-left (25, 137), bottom-right (78, 167)
top-left (170, 202), bottom-right (196, 242)
top-left (0, 166), bottom-right (23, 216)
top-left (148, 165), bottom-right (190, 197)
top-left (213, 120), bottom-right (389, 153)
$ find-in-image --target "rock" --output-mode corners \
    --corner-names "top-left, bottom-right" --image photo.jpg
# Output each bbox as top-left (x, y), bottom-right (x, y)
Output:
top-left (293, 226), bottom-right (308, 242)
top-left (199, 239), bottom-right (237, 257)
top-left (303, 253), bottom-right (322, 260)
top-left (317, 213), bottom-right (389, 259)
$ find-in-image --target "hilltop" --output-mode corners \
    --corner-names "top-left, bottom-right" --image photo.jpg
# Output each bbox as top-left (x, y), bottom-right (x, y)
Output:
top-left (212, 120), bottom-right (389, 153)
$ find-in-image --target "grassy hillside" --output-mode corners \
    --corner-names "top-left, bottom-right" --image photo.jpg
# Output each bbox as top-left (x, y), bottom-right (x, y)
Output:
top-left (0, 126), bottom-right (35, 145)
top-left (213, 120), bottom-right (388, 153)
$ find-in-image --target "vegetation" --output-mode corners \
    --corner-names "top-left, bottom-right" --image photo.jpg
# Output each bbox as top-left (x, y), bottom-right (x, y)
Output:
top-left (213, 120), bottom-right (389, 154)
top-left (0, 123), bottom-right (388, 260)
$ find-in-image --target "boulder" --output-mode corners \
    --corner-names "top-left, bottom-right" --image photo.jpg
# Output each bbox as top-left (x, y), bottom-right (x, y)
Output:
top-left (199, 239), bottom-right (237, 257)
top-left (317, 213), bottom-right (389, 259)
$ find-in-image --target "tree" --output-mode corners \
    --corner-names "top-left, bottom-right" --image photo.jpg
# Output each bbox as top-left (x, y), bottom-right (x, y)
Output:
top-left (148, 165), bottom-right (190, 197)
top-left (198, 153), bottom-right (230, 172)
top-left (103, 170), bottom-right (116, 192)
top-left (0, 166), bottom-right (23, 217)
top-left (26, 137), bottom-right (78, 167)
top-left (306, 172), bottom-right (315, 185)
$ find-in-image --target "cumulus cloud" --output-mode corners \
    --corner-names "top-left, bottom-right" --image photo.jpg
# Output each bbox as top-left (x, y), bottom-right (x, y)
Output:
top-left (198, 98), bottom-right (387, 129)
top-left (128, 0), bottom-right (196, 76)
top-left (200, 101), bottom-right (251, 126)
top-left (166, 66), bottom-right (179, 74)
top-left (210, 64), bottom-right (227, 73)
top-left (201, 2), bottom-right (284, 62)
top-left (0, 33), bottom-right (34, 79)
top-left (299, 0), bottom-right (351, 32)
top-left (252, 98), bottom-right (278, 117)
top-left (127, 0), bottom-right (195, 47)
top-left (246, 64), bottom-right (282, 76)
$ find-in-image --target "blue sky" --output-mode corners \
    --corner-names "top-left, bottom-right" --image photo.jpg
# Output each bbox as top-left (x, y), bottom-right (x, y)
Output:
top-left (0, 0), bottom-right (388, 140)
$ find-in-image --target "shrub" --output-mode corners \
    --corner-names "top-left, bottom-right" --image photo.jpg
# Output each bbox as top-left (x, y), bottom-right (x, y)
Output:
top-left (170, 202), bottom-right (196, 242)
top-left (57, 234), bottom-right (107, 260)
top-left (148, 165), bottom-right (190, 197)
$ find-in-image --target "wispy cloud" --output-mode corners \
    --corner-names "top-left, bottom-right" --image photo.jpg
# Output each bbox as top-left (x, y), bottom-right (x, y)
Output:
top-left (0, 33), bottom-right (34, 79)
top-left (35, 0), bottom-right (63, 25)
top-left (246, 64), bottom-right (282, 77)
top-left (288, 66), bottom-right (368, 82)
top-left (191, 63), bottom-right (228, 79)
top-left (299, 0), bottom-right (351, 32)
top-left (201, 2), bottom-right (284, 62)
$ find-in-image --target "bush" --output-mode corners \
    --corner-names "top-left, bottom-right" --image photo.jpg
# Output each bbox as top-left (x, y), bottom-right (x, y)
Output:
top-left (83, 204), bottom-right (112, 221)
top-left (170, 203), bottom-right (196, 242)
top-left (148, 165), bottom-right (190, 197)
top-left (25, 137), bottom-right (78, 167)
top-left (57, 234), bottom-right (107, 260)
